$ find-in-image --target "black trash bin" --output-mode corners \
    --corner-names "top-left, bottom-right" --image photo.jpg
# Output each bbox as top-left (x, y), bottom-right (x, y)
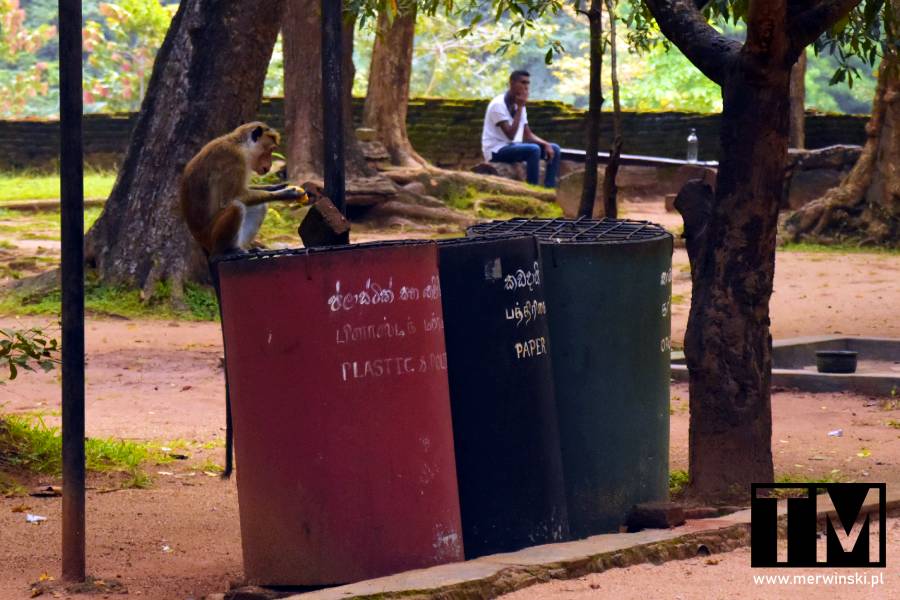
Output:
top-left (438, 235), bottom-right (569, 557)
top-left (468, 218), bottom-right (672, 538)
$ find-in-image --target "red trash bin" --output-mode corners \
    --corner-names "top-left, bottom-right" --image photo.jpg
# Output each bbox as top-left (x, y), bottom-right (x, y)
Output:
top-left (215, 241), bottom-right (463, 585)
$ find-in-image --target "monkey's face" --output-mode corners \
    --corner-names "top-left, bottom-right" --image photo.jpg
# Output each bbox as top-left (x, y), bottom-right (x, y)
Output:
top-left (253, 142), bottom-right (276, 176)
top-left (244, 123), bottom-right (281, 175)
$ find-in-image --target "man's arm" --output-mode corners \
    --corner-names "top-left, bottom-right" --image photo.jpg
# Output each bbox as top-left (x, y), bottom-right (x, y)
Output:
top-left (497, 102), bottom-right (526, 140)
top-left (524, 125), bottom-right (554, 159)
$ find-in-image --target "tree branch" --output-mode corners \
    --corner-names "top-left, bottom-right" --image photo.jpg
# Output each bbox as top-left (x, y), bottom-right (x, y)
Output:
top-left (644, 0), bottom-right (740, 85)
top-left (789, 0), bottom-right (864, 50)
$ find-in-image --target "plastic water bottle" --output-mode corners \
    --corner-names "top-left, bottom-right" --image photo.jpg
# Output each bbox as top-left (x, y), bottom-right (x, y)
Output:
top-left (686, 128), bottom-right (699, 164)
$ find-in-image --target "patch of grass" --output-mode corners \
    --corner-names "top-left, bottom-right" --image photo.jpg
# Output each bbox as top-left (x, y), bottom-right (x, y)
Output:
top-left (780, 242), bottom-right (900, 256)
top-left (477, 195), bottom-right (563, 219)
top-left (0, 240), bottom-right (16, 249)
top-left (0, 414), bottom-right (165, 480)
top-left (161, 439), bottom-right (193, 451)
top-left (443, 185), bottom-right (562, 220)
top-left (887, 420), bottom-right (900, 429)
top-left (121, 467), bottom-right (153, 490)
top-left (0, 169), bottom-right (116, 203)
top-left (772, 472), bottom-right (846, 497)
top-left (879, 398), bottom-right (899, 411)
top-left (520, 181), bottom-right (554, 195)
top-left (669, 469), bottom-right (689, 497)
top-left (199, 438), bottom-right (226, 450)
top-left (669, 395), bottom-right (688, 415)
top-left (444, 185), bottom-right (479, 212)
top-left (0, 274), bottom-right (219, 321)
top-left (196, 459), bottom-right (224, 474)
top-left (183, 282), bottom-right (219, 320)
top-left (0, 472), bottom-right (27, 496)
top-left (0, 265), bottom-right (24, 280)
top-left (257, 205), bottom-right (308, 246)
top-left (671, 294), bottom-right (686, 305)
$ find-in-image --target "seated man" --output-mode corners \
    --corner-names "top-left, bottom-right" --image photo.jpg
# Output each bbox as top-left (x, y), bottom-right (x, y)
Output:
top-left (481, 70), bottom-right (561, 188)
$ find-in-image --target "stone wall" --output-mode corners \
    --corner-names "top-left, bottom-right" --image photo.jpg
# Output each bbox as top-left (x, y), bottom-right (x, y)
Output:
top-left (0, 97), bottom-right (869, 170)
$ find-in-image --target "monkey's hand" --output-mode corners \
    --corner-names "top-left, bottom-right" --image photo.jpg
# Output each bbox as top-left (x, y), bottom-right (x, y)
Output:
top-left (273, 185), bottom-right (309, 205)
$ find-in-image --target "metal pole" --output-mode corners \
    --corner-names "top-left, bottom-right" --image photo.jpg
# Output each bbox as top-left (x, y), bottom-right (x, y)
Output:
top-left (59, 0), bottom-right (86, 582)
top-left (321, 0), bottom-right (345, 215)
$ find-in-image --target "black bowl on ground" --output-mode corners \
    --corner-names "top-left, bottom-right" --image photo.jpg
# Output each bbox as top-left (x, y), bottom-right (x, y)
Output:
top-left (815, 350), bottom-right (858, 374)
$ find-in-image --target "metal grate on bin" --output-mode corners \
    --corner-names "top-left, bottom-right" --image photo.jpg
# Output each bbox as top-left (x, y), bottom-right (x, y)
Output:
top-left (210, 239), bottom-right (437, 267)
top-left (468, 217), bottom-right (671, 244)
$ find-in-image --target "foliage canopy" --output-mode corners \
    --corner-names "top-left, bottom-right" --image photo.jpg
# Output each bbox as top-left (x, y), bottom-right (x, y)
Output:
top-left (1, 0), bottom-right (885, 118)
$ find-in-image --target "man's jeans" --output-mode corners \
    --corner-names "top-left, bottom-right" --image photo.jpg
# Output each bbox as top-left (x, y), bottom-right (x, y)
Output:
top-left (491, 142), bottom-right (561, 188)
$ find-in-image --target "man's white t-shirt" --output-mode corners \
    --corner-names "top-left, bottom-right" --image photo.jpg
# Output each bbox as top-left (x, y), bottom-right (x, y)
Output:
top-left (481, 93), bottom-right (527, 162)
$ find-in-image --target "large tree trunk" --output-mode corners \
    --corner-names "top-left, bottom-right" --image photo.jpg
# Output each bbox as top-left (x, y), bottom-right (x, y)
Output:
top-left (789, 51), bottom-right (806, 148)
top-left (647, 0), bottom-right (863, 499)
top-left (785, 13), bottom-right (899, 245)
top-left (85, 0), bottom-right (284, 295)
top-left (284, 0), bottom-right (371, 183)
top-left (363, 5), bottom-right (426, 168)
top-left (578, 0), bottom-right (603, 218)
top-left (685, 56), bottom-right (791, 498)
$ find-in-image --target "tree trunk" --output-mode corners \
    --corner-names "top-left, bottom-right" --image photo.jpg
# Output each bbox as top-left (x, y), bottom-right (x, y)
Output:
top-left (602, 0), bottom-right (621, 218)
top-left (284, 0), bottom-right (372, 183)
top-left (605, 0), bottom-right (622, 141)
top-left (646, 0), bottom-right (864, 500)
top-left (578, 1), bottom-right (603, 219)
top-left (785, 15), bottom-right (899, 245)
top-left (684, 54), bottom-right (792, 497)
top-left (363, 5), bottom-right (426, 168)
top-left (84, 0), bottom-right (284, 295)
top-left (602, 138), bottom-right (622, 219)
top-left (789, 50), bottom-right (806, 148)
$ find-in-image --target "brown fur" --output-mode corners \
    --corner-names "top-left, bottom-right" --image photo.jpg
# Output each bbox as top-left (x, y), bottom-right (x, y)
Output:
top-left (179, 122), bottom-right (306, 256)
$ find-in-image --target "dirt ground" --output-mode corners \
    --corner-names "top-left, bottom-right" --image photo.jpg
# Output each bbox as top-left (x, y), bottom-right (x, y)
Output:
top-left (1, 200), bottom-right (899, 599)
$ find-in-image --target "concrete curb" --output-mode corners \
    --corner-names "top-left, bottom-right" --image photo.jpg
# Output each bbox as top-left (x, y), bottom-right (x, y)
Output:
top-left (220, 491), bottom-right (898, 600)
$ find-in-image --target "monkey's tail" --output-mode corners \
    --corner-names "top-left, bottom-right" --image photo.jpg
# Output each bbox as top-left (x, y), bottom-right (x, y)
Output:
top-left (222, 385), bottom-right (234, 479)
top-left (208, 256), bottom-right (234, 480)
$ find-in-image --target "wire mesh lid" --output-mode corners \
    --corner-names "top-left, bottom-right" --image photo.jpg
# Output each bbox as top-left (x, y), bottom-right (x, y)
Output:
top-left (210, 239), bottom-right (435, 266)
top-left (468, 217), bottom-right (671, 244)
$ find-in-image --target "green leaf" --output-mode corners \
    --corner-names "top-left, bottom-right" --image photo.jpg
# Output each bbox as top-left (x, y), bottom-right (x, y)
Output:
top-left (830, 14), bottom-right (851, 37)
top-left (863, 0), bottom-right (884, 26)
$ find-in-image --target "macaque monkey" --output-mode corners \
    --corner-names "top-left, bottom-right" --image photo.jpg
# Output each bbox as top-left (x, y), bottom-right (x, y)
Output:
top-left (180, 122), bottom-right (308, 478)
top-left (180, 121), bottom-right (308, 257)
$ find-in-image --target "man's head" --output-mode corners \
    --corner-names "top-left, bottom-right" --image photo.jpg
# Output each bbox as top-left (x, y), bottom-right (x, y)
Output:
top-left (509, 70), bottom-right (530, 98)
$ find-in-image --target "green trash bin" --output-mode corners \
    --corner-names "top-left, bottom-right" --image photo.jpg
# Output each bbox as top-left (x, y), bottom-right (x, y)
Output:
top-left (468, 218), bottom-right (672, 537)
